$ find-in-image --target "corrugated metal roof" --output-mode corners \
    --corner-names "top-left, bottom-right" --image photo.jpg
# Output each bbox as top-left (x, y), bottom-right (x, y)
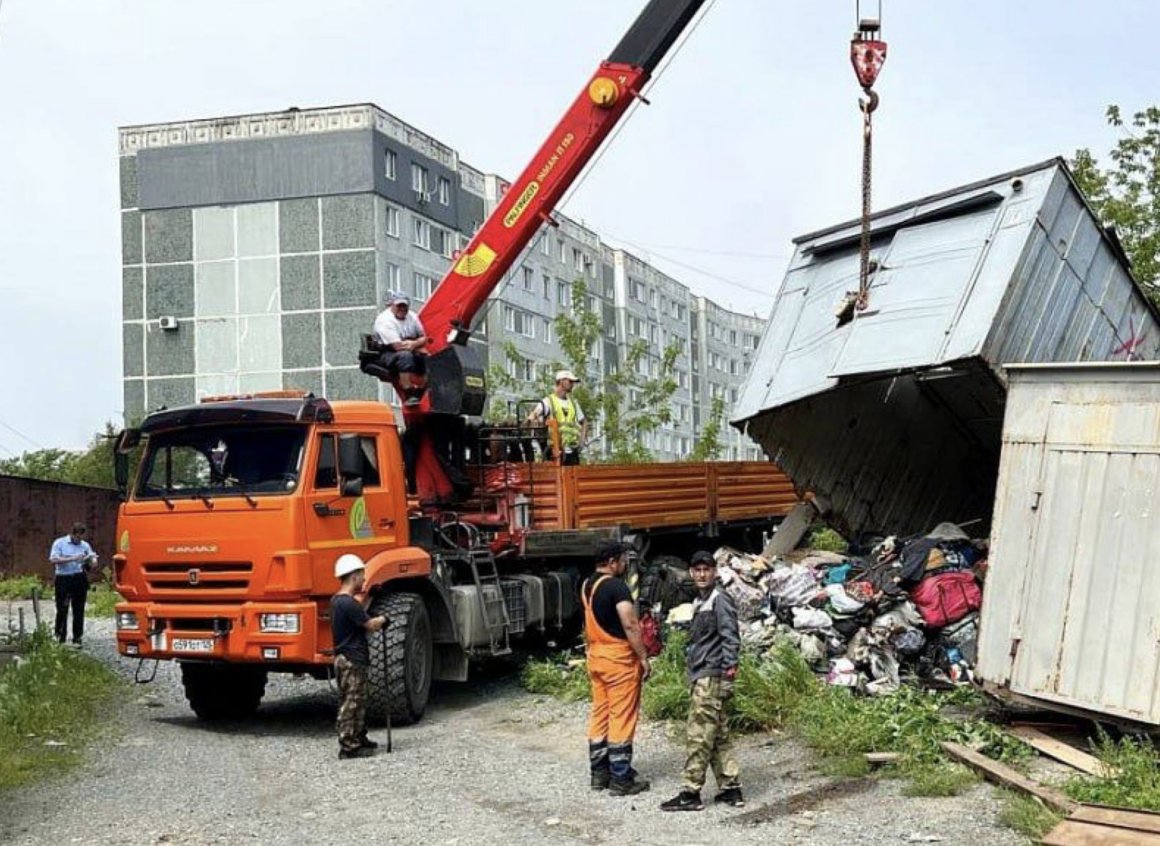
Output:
top-left (734, 159), bottom-right (1160, 537)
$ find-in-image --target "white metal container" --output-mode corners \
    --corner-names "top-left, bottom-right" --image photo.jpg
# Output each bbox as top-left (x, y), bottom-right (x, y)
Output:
top-left (977, 362), bottom-right (1160, 724)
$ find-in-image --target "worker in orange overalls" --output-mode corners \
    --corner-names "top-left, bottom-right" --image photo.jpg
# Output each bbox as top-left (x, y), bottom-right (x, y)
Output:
top-left (581, 540), bottom-right (652, 796)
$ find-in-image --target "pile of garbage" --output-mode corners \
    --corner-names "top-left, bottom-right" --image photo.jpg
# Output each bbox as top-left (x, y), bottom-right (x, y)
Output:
top-left (664, 523), bottom-right (986, 696)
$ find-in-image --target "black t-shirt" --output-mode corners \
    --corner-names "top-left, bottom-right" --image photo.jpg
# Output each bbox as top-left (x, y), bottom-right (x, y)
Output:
top-left (331, 594), bottom-right (371, 666)
top-left (582, 575), bottom-right (632, 640)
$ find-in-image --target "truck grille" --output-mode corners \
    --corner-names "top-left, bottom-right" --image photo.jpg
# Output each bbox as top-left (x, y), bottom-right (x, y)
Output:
top-left (142, 561), bottom-right (253, 594)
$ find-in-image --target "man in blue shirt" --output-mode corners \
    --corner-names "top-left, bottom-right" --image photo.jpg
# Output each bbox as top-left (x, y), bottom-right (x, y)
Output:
top-left (49, 522), bottom-right (95, 646)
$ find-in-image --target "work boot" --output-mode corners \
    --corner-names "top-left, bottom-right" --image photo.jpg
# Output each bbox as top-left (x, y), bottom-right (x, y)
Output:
top-left (359, 737), bottom-right (379, 750)
top-left (338, 747), bottom-right (373, 760)
top-left (660, 790), bottom-right (704, 812)
top-left (590, 770), bottom-right (611, 791)
top-left (713, 787), bottom-right (745, 807)
top-left (609, 775), bottom-right (650, 796)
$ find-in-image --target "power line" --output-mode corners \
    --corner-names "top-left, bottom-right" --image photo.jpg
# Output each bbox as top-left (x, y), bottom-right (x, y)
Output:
top-left (600, 233), bottom-right (777, 302)
top-left (0, 418), bottom-right (45, 450)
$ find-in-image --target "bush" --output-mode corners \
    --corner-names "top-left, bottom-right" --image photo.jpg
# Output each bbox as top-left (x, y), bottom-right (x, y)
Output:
top-left (805, 526), bottom-right (848, 554)
top-left (87, 583), bottom-right (120, 618)
top-left (0, 575), bottom-right (44, 601)
top-left (998, 792), bottom-right (1063, 841)
top-left (521, 653), bottom-right (590, 702)
top-left (0, 627), bottom-right (121, 789)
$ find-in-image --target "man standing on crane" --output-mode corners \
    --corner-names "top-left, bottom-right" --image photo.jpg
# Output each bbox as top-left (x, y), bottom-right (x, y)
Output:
top-left (581, 540), bottom-right (651, 796)
top-left (371, 293), bottom-right (431, 406)
top-left (529, 370), bottom-right (588, 464)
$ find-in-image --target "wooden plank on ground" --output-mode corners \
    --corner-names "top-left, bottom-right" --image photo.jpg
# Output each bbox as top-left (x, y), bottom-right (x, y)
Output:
top-left (865, 752), bottom-right (900, 766)
top-left (940, 742), bottom-right (1078, 814)
top-left (1041, 819), bottom-right (1160, 845)
top-left (1010, 726), bottom-right (1119, 778)
top-left (1071, 807), bottom-right (1160, 836)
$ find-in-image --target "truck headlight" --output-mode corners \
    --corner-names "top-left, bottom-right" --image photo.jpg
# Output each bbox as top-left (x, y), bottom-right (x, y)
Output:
top-left (258, 613), bottom-right (300, 634)
top-left (116, 611), bottom-right (139, 631)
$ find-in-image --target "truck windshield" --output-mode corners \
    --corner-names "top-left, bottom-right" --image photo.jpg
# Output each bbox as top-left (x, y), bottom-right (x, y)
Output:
top-left (136, 425), bottom-right (306, 500)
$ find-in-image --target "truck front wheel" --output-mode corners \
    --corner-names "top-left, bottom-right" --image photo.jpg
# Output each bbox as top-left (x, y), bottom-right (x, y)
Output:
top-left (366, 592), bottom-right (433, 726)
top-left (180, 663), bottom-right (267, 721)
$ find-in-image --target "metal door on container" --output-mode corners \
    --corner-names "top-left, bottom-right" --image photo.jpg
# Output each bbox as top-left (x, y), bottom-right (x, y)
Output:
top-left (303, 431), bottom-right (399, 591)
top-left (1009, 443), bottom-right (1160, 723)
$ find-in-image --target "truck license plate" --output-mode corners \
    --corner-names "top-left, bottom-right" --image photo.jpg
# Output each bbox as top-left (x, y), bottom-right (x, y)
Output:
top-left (172, 638), bottom-right (214, 653)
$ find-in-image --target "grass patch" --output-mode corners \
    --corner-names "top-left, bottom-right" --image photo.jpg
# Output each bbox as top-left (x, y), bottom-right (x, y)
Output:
top-left (998, 792), bottom-right (1063, 841)
top-left (521, 652), bottom-right (590, 702)
top-left (0, 627), bottom-right (121, 790)
top-left (1064, 731), bottom-right (1160, 811)
top-left (0, 575), bottom-right (44, 601)
top-left (87, 582), bottom-right (120, 618)
top-left (903, 763), bottom-right (978, 797)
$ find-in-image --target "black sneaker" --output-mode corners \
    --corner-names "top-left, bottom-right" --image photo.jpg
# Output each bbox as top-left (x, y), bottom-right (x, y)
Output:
top-left (338, 747), bottom-right (373, 760)
top-left (609, 776), bottom-right (650, 796)
top-left (714, 787), bottom-right (745, 807)
top-left (660, 790), bottom-right (704, 812)
top-left (591, 770), bottom-right (611, 791)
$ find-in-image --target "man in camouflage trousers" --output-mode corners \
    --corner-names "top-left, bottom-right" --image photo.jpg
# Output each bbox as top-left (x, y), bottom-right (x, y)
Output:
top-left (331, 554), bottom-right (388, 759)
top-left (661, 551), bottom-right (743, 811)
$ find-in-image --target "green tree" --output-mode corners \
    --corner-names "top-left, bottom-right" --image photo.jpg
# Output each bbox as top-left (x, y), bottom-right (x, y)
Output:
top-left (1072, 105), bottom-right (1160, 303)
top-left (688, 396), bottom-right (726, 461)
top-left (0, 424), bottom-right (119, 488)
top-left (486, 279), bottom-right (680, 463)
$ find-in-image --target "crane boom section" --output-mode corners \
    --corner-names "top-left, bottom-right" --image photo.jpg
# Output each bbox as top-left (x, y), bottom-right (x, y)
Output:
top-left (418, 0), bottom-right (707, 355)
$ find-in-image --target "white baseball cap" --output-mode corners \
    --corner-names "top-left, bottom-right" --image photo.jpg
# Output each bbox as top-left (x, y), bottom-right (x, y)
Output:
top-left (387, 291), bottom-right (411, 307)
top-left (334, 554), bottom-right (366, 579)
top-left (555, 370), bottom-right (581, 383)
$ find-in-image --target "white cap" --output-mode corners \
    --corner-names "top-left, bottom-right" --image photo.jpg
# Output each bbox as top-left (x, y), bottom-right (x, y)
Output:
top-left (387, 291), bottom-right (411, 307)
top-left (334, 554), bottom-right (366, 580)
top-left (555, 369), bottom-right (581, 383)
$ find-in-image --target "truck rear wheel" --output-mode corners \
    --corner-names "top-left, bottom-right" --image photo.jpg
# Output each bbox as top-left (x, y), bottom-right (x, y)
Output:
top-left (180, 663), bottom-right (267, 721)
top-left (366, 592), bottom-right (433, 726)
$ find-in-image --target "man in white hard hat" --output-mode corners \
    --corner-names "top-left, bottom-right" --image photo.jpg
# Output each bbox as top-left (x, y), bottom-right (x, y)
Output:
top-left (331, 554), bottom-right (388, 759)
top-left (529, 369), bottom-right (588, 465)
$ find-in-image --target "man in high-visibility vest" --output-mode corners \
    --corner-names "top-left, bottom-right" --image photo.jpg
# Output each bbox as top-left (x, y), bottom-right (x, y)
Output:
top-left (530, 370), bottom-right (589, 464)
top-left (581, 540), bottom-right (651, 796)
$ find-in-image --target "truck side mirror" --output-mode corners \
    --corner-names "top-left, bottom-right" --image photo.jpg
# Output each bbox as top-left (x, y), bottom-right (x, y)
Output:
top-left (338, 434), bottom-right (364, 497)
top-left (112, 428), bottom-right (141, 499)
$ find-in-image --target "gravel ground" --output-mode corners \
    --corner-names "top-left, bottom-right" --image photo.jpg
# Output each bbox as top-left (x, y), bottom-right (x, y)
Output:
top-left (1, 606), bottom-right (1026, 846)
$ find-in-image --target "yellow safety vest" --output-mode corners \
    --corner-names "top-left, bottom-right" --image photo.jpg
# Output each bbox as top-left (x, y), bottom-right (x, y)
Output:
top-left (547, 394), bottom-right (581, 448)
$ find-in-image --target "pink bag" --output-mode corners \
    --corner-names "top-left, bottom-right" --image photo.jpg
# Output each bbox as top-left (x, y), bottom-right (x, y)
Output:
top-left (910, 571), bottom-right (981, 628)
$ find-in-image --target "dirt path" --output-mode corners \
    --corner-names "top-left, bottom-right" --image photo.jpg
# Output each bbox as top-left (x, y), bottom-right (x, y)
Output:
top-left (0, 613), bottom-right (1024, 845)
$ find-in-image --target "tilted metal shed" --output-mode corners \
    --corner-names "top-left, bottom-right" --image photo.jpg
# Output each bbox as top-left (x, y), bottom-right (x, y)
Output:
top-left (733, 158), bottom-right (1160, 538)
top-left (976, 363), bottom-right (1160, 724)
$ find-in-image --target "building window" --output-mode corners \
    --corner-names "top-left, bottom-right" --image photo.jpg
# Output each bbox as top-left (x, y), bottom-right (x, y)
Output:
top-left (630, 278), bottom-right (646, 303)
top-left (413, 272), bottom-right (435, 300)
top-left (604, 279), bottom-right (614, 299)
top-left (385, 205), bottom-right (400, 238)
top-left (411, 163), bottom-right (429, 194)
top-left (730, 329), bottom-right (738, 345)
top-left (412, 218), bottom-right (431, 250)
top-left (384, 149), bottom-right (397, 181)
top-left (649, 288), bottom-right (658, 308)
top-left (572, 248), bottom-right (584, 271)
top-left (677, 369), bottom-right (688, 389)
top-left (503, 305), bottom-right (535, 339)
top-left (385, 262), bottom-right (401, 292)
top-left (558, 239), bottom-right (568, 264)
top-left (540, 236), bottom-right (551, 256)
top-left (436, 228), bottom-right (455, 258)
top-left (729, 359), bottom-right (738, 376)
top-left (557, 279), bottom-right (570, 306)
top-left (522, 267), bottom-right (534, 291)
top-left (542, 274), bottom-right (552, 299)
top-left (437, 176), bottom-right (451, 206)
top-left (730, 387), bottom-right (739, 403)
top-left (506, 354), bottom-right (535, 382)
top-left (542, 317), bottom-right (553, 344)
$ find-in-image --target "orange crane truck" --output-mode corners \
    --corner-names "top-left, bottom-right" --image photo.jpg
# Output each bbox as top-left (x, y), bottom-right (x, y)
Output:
top-left (111, 0), bottom-right (798, 724)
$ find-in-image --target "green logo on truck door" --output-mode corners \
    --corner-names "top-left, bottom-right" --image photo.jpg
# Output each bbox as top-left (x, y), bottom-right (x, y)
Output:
top-left (349, 497), bottom-right (372, 539)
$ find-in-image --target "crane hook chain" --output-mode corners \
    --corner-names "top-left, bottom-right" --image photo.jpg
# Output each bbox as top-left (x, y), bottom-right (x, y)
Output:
top-left (857, 87), bottom-right (878, 312)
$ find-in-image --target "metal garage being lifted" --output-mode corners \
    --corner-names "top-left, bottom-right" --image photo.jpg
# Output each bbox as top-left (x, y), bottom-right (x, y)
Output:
top-left (733, 158), bottom-right (1160, 540)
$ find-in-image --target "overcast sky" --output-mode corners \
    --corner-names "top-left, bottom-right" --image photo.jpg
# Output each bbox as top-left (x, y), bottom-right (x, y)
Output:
top-left (0, 0), bottom-right (1157, 451)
